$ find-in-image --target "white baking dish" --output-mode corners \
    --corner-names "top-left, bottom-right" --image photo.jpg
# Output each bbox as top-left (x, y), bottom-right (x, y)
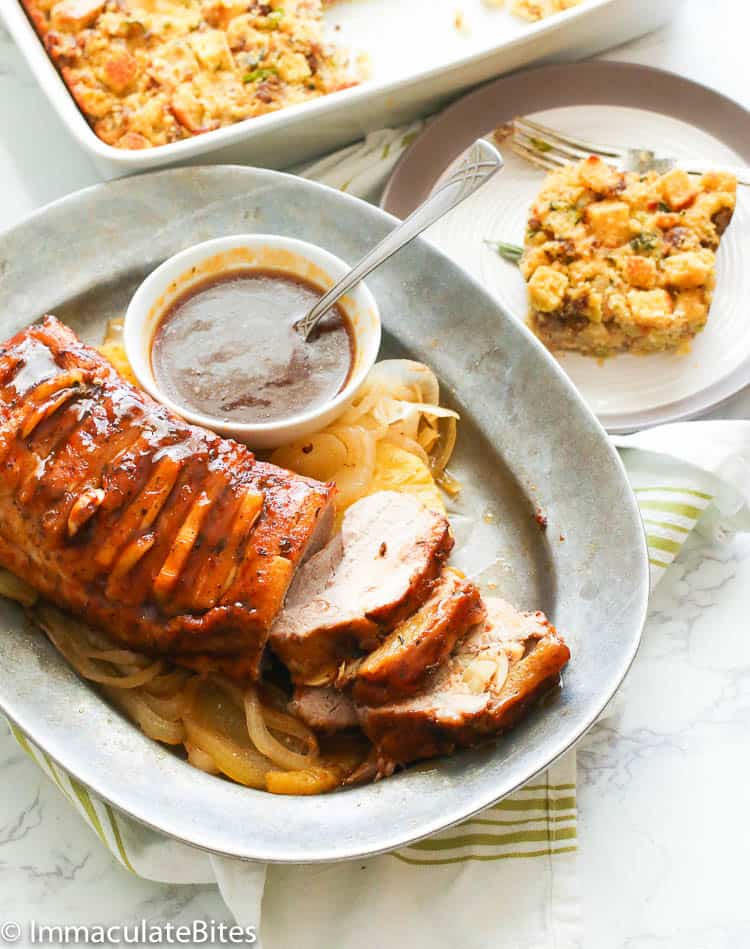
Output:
top-left (2, 0), bottom-right (680, 180)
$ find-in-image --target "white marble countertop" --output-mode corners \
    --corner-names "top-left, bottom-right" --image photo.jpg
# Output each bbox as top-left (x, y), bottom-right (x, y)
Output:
top-left (1, 1), bottom-right (749, 946)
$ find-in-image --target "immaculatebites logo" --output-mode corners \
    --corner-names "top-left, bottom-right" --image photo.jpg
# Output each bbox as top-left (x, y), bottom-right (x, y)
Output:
top-left (0, 919), bottom-right (257, 945)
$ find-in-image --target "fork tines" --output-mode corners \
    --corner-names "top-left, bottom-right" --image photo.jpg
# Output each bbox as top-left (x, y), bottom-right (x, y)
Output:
top-left (512, 116), bottom-right (622, 172)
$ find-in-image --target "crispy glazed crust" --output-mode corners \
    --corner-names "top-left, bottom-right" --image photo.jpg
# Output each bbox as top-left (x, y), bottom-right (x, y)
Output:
top-left (352, 570), bottom-right (485, 706)
top-left (0, 316), bottom-right (334, 675)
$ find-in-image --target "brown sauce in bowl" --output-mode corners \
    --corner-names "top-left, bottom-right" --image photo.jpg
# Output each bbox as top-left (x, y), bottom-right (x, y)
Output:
top-left (151, 269), bottom-right (354, 424)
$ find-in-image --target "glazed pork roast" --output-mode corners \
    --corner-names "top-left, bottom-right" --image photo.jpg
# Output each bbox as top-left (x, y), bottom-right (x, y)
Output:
top-left (0, 317), bottom-right (335, 676)
top-left (0, 316), bottom-right (570, 772)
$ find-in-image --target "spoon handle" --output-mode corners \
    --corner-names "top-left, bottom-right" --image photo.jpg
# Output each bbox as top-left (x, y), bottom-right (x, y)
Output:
top-left (296, 138), bottom-right (504, 340)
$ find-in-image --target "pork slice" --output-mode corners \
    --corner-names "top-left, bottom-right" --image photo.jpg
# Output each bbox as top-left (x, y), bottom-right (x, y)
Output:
top-left (458, 597), bottom-right (554, 654)
top-left (358, 597), bottom-right (571, 765)
top-left (352, 567), bottom-right (485, 707)
top-left (290, 685), bottom-right (359, 733)
top-left (269, 491), bottom-right (453, 684)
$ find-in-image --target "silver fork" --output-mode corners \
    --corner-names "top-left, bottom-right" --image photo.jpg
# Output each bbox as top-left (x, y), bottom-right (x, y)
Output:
top-left (512, 115), bottom-right (750, 186)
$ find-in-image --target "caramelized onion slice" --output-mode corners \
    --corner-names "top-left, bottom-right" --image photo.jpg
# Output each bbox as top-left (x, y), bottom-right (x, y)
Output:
top-left (263, 706), bottom-right (319, 757)
top-left (185, 742), bottom-right (220, 775)
top-left (244, 686), bottom-right (319, 771)
top-left (265, 767), bottom-right (342, 796)
top-left (266, 733), bottom-right (368, 796)
top-left (183, 716), bottom-right (271, 789)
top-left (145, 668), bottom-right (192, 697)
top-left (430, 415), bottom-right (457, 477)
top-left (141, 689), bottom-right (188, 722)
top-left (183, 679), bottom-right (273, 788)
top-left (34, 604), bottom-right (163, 689)
top-left (366, 359), bottom-right (441, 406)
top-left (102, 685), bottom-right (185, 745)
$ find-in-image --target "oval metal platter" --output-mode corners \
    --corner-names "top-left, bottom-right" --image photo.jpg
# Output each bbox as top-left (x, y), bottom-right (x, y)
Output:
top-left (0, 166), bottom-right (649, 863)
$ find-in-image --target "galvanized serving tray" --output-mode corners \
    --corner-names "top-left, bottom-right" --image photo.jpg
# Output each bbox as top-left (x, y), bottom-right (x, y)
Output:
top-left (0, 167), bottom-right (648, 863)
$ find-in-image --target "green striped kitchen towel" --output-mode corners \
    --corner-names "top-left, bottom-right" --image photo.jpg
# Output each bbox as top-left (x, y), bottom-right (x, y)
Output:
top-left (9, 420), bottom-right (750, 949)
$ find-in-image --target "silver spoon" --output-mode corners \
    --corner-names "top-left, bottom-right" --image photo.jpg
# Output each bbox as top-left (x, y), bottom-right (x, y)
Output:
top-left (295, 138), bottom-right (504, 340)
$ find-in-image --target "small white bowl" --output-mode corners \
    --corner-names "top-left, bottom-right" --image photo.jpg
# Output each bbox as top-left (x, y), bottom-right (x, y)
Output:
top-left (124, 234), bottom-right (381, 449)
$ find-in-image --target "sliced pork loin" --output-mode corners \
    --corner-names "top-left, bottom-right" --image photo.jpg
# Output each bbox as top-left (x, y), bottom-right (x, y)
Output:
top-left (269, 491), bottom-right (453, 684)
top-left (358, 597), bottom-right (571, 766)
top-left (290, 685), bottom-right (359, 734)
top-left (292, 568), bottom-right (484, 727)
top-left (351, 568), bottom-right (485, 707)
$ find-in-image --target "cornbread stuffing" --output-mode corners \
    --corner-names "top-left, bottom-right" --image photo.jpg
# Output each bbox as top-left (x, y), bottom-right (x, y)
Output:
top-left (20, 0), bottom-right (358, 149)
top-left (521, 157), bottom-right (737, 357)
top-left (21, 0), bottom-right (590, 150)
